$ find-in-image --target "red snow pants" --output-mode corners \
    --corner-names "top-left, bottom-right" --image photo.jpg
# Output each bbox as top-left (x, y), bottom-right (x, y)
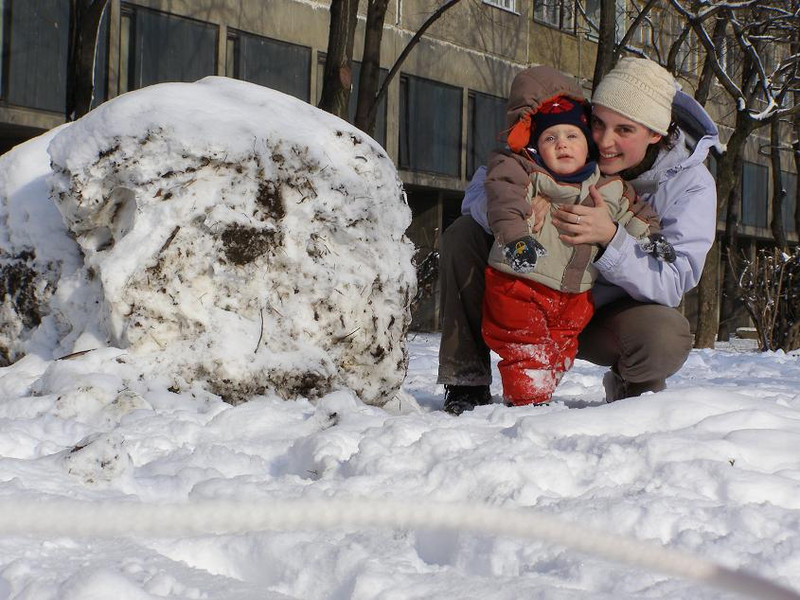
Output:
top-left (482, 267), bottom-right (594, 406)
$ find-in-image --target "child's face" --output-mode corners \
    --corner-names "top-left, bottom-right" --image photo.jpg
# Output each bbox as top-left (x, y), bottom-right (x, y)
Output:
top-left (537, 124), bottom-right (589, 176)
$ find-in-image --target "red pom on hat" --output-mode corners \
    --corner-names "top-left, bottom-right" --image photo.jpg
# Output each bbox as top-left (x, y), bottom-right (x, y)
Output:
top-left (538, 97), bottom-right (576, 115)
top-left (507, 112), bottom-right (531, 153)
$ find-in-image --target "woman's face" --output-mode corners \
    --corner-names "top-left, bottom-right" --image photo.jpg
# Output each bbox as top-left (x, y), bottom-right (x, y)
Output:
top-left (591, 105), bottom-right (663, 175)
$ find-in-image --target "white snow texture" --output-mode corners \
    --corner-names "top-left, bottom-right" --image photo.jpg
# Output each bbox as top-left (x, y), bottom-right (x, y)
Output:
top-left (2, 77), bottom-right (416, 406)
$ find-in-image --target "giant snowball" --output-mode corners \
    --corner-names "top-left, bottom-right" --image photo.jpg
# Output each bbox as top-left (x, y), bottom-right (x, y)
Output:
top-left (45, 77), bottom-right (417, 405)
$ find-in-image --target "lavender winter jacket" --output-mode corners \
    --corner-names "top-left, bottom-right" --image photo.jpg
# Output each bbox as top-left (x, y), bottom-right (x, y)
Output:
top-left (463, 90), bottom-right (720, 309)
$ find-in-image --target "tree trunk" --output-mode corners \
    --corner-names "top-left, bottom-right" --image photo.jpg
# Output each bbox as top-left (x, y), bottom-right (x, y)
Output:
top-left (694, 133), bottom-right (742, 347)
top-left (718, 151), bottom-right (743, 342)
top-left (318, 0), bottom-right (359, 119)
top-left (66, 0), bottom-right (109, 121)
top-left (795, 110), bottom-right (800, 236)
top-left (694, 239), bottom-right (720, 348)
top-left (690, 18), bottom-right (725, 348)
top-left (695, 18), bottom-right (727, 106)
top-left (793, 18), bottom-right (800, 238)
top-left (592, 0), bottom-right (618, 89)
top-left (694, 115), bottom-right (755, 345)
top-left (354, 0), bottom-right (390, 136)
top-left (769, 118), bottom-right (788, 249)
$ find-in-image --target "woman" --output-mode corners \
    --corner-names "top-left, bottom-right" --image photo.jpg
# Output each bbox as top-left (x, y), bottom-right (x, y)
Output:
top-left (437, 57), bottom-right (720, 415)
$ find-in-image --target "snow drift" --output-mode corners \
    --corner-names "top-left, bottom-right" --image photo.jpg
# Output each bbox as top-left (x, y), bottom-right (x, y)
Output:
top-left (1, 77), bottom-right (416, 406)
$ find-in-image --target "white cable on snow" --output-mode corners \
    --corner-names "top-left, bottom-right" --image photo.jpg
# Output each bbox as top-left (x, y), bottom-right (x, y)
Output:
top-left (0, 497), bottom-right (798, 600)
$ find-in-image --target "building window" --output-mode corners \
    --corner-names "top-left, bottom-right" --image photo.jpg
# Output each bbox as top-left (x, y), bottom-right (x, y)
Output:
top-left (782, 171), bottom-right (797, 233)
top-left (583, 0), bottom-right (626, 42)
top-left (631, 16), bottom-right (652, 50)
top-left (227, 30), bottom-right (311, 102)
top-left (741, 161), bottom-right (768, 228)
top-left (483, 0), bottom-right (518, 13)
top-left (399, 74), bottom-right (462, 178)
top-left (717, 36), bottom-right (738, 77)
top-left (91, 7), bottom-right (111, 109)
top-left (655, 10), bottom-right (698, 76)
top-left (675, 33), bottom-right (699, 75)
top-left (0, 0), bottom-right (7, 99)
top-left (119, 4), bottom-right (217, 93)
top-left (467, 90), bottom-right (506, 178)
top-left (534, 0), bottom-right (575, 31)
top-left (4, 0), bottom-right (69, 112)
top-left (315, 55), bottom-right (388, 148)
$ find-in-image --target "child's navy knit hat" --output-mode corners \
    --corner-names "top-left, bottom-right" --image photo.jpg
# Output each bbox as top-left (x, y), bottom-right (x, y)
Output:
top-left (529, 95), bottom-right (592, 152)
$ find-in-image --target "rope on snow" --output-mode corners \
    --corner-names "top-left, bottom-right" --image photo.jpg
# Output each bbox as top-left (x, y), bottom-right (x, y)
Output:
top-left (0, 497), bottom-right (798, 600)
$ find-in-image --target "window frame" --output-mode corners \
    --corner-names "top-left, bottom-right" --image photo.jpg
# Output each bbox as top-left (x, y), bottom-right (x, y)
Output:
top-left (582, 0), bottom-right (626, 43)
top-left (466, 89), bottom-right (506, 179)
top-left (483, 0), bottom-right (519, 14)
top-left (228, 28), bottom-right (311, 102)
top-left (533, 0), bottom-right (576, 33)
top-left (741, 160), bottom-right (769, 229)
top-left (0, 0), bottom-right (9, 101)
top-left (781, 170), bottom-right (798, 234)
top-left (4, 0), bottom-right (70, 112)
top-left (119, 2), bottom-right (218, 93)
top-left (398, 73), bottom-right (463, 178)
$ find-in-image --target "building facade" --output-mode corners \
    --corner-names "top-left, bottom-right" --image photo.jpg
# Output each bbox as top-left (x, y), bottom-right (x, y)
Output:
top-left (1, 0), bottom-right (796, 330)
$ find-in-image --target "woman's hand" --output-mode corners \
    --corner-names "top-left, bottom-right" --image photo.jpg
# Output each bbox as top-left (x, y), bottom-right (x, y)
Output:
top-left (551, 185), bottom-right (618, 247)
top-left (530, 194), bottom-right (550, 234)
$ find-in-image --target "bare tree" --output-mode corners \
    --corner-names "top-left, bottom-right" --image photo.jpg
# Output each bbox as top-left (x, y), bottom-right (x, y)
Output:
top-left (692, 17), bottom-right (728, 346)
top-left (769, 118), bottom-right (789, 250)
top-left (591, 0), bottom-right (619, 87)
top-left (354, 0), bottom-right (391, 134)
top-left (795, 108), bottom-right (800, 238)
top-left (355, 0), bottom-right (466, 136)
top-left (669, 0), bottom-right (800, 346)
top-left (66, 0), bottom-right (110, 121)
top-left (318, 0), bottom-right (359, 119)
top-left (319, 0), bottom-right (466, 135)
top-left (583, 1), bottom-right (799, 347)
top-left (792, 1), bottom-right (800, 239)
top-left (577, 0), bottom-right (660, 88)
top-left (736, 247), bottom-right (800, 352)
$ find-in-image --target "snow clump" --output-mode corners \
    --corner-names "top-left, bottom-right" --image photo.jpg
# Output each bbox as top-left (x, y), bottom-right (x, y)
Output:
top-left (1, 76), bottom-right (416, 406)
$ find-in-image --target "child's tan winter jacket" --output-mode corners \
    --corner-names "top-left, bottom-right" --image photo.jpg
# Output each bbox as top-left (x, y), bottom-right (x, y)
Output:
top-left (487, 153), bottom-right (657, 293)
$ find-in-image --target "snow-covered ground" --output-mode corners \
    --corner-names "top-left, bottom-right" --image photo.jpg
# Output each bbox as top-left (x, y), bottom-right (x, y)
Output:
top-left (1, 76), bottom-right (799, 599)
top-left (1, 334), bottom-right (800, 599)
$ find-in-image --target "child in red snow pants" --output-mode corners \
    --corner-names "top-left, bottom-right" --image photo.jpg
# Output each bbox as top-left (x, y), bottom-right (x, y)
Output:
top-left (482, 268), bottom-right (594, 406)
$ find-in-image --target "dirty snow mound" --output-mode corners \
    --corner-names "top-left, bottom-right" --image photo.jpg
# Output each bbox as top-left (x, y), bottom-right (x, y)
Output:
top-left (42, 76), bottom-right (415, 405)
top-left (0, 128), bottom-right (98, 366)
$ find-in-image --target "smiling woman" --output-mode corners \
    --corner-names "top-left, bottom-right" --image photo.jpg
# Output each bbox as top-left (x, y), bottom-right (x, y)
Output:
top-left (589, 57), bottom-right (679, 180)
top-left (590, 105), bottom-right (663, 176)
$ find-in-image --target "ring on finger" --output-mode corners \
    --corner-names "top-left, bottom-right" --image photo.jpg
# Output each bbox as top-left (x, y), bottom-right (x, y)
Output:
top-left (575, 215), bottom-right (581, 225)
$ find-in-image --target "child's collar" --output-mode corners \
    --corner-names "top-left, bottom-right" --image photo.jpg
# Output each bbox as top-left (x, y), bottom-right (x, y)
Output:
top-left (529, 149), bottom-right (597, 184)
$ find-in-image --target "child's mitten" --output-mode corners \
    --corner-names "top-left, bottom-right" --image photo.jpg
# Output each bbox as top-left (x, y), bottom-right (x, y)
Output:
top-left (638, 233), bottom-right (677, 263)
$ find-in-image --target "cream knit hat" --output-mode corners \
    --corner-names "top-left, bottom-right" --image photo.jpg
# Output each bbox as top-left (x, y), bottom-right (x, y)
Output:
top-left (591, 58), bottom-right (676, 135)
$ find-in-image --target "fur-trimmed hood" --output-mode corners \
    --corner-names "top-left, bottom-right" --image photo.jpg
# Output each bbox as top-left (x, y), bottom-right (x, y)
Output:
top-left (503, 66), bottom-right (590, 153)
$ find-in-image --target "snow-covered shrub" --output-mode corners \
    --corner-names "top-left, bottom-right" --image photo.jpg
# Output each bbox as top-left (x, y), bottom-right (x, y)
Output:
top-left (737, 247), bottom-right (800, 352)
top-left (4, 76), bottom-right (416, 406)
